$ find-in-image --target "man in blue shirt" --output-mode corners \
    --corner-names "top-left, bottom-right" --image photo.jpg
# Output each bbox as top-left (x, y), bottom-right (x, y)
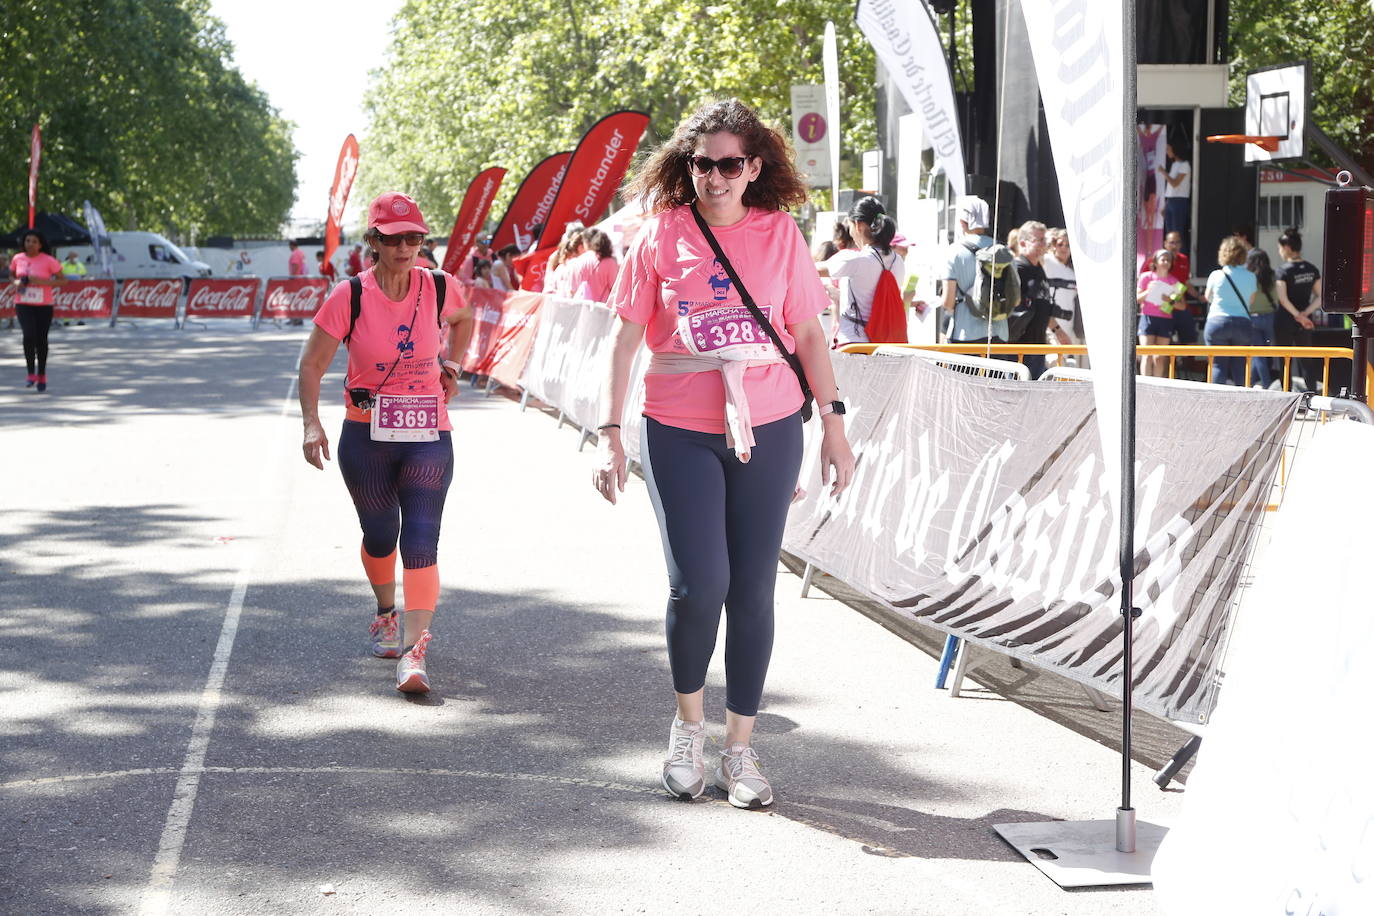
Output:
top-left (941, 196), bottom-right (1007, 342)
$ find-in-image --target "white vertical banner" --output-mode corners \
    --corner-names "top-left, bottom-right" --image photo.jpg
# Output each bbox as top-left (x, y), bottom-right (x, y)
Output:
top-left (823, 21), bottom-right (841, 211)
top-left (1017, 0), bottom-right (1127, 517)
top-left (855, 0), bottom-right (967, 199)
top-left (790, 85), bottom-right (833, 188)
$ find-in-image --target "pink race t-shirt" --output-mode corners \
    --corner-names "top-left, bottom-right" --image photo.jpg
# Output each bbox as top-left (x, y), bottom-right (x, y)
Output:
top-left (288, 249), bottom-right (307, 276)
top-left (564, 250), bottom-right (619, 303)
top-left (1138, 271), bottom-right (1183, 318)
top-left (313, 268), bottom-right (466, 431)
top-left (10, 252), bottom-right (63, 306)
top-left (609, 205), bottom-right (829, 434)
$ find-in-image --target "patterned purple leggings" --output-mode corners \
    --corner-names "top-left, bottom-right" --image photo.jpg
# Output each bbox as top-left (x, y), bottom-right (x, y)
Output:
top-left (337, 421), bottom-right (454, 568)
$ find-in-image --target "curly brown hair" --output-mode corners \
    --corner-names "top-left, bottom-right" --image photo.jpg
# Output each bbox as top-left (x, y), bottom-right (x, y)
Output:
top-left (625, 98), bottom-right (810, 214)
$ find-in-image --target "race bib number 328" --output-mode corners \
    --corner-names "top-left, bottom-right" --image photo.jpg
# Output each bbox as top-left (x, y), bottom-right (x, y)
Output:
top-left (681, 305), bottom-right (776, 360)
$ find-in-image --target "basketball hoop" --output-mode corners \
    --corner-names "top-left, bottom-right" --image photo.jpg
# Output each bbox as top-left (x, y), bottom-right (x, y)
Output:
top-left (1206, 134), bottom-right (1282, 153)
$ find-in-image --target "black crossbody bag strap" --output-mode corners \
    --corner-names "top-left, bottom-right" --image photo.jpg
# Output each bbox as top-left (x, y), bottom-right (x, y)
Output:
top-left (1223, 269), bottom-right (1252, 317)
top-left (689, 204), bottom-right (813, 421)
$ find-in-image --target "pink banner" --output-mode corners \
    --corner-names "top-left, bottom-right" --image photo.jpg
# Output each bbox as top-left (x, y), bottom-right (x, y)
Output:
top-left (324, 134), bottom-right (360, 272)
top-left (54, 279), bottom-right (116, 320)
top-left (28, 124), bottom-right (41, 229)
top-left (461, 287), bottom-right (511, 373)
top-left (480, 291), bottom-right (545, 386)
top-left (186, 278), bottom-right (260, 319)
top-left (116, 278), bottom-right (182, 319)
top-left (262, 277), bottom-right (331, 320)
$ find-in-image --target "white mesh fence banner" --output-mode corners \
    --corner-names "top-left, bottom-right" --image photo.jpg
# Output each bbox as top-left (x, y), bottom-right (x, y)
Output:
top-left (785, 353), bottom-right (1300, 723)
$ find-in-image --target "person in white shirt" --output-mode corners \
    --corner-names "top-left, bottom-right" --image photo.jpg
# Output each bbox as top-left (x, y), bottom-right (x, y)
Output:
top-left (817, 195), bottom-right (905, 346)
top-left (1159, 143), bottom-right (1191, 250)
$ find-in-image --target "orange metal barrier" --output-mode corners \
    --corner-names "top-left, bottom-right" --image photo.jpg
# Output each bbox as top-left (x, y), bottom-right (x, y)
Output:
top-left (837, 343), bottom-right (1371, 401)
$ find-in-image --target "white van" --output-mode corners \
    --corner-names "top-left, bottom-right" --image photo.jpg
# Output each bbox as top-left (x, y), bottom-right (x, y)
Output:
top-left (59, 231), bottom-right (213, 279)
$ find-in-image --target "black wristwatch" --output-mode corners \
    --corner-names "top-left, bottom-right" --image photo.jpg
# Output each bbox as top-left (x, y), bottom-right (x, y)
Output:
top-left (819, 400), bottom-right (846, 417)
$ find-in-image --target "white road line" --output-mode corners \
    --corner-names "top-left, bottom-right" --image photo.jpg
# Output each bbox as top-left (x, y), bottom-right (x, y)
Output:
top-left (1, 765), bottom-right (659, 798)
top-left (138, 339), bottom-right (306, 916)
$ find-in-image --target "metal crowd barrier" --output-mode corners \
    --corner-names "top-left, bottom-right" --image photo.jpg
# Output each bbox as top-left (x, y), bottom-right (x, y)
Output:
top-left (816, 343), bottom-right (1372, 789)
top-left (837, 342), bottom-right (1370, 402)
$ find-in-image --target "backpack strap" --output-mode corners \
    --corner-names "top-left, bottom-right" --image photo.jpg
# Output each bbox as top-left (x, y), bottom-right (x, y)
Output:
top-left (344, 276), bottom-right (363, 344)
top-left (431, 268), bottom-right (446, 327)
top-left (346, 269), bottom-right (447, 344)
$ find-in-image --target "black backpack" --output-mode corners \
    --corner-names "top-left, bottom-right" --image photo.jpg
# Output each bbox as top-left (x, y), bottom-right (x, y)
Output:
top-left (344, 268), bottom-right (447, 344)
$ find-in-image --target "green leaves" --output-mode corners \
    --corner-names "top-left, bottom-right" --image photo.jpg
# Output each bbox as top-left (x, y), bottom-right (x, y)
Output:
top-left (1229, 0), bottom-right (1374, 171)
top-left (0, 0), bottom-right (297, 239)
top-left (360, 0), bottom-right (876, 229)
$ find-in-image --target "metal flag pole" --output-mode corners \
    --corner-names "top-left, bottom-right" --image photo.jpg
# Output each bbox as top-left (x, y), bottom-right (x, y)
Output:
top-left (994, 0), bottom-right (1167, 887)
top-left (1116, 0), bottom-right (1140, 856)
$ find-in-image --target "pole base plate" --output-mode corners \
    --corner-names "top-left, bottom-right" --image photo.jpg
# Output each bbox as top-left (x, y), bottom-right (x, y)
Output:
top-left (992, 819), bottom-right (1168, 888)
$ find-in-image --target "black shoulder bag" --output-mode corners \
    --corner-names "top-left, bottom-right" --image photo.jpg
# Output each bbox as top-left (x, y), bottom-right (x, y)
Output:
top-left (689, 204), bottom-right (814, 421)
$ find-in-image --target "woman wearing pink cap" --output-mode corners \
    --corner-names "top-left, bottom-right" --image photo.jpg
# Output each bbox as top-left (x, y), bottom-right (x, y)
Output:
top-left (298, 191), bottom-right (474, 693)
top-left (594, 99), bottom-right (855, 808)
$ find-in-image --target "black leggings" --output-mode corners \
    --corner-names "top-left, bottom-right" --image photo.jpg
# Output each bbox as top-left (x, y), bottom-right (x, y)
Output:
top-left (16, 305), bottom-right (53, 376)
top-left (337, 421), bottom-right (454, 568)
top-left (640, 412), bottom-right (803, 717)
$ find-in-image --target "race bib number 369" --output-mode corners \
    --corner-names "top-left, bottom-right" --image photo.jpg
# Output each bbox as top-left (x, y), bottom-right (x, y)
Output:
top-left (370, 394), bottom-right (440, 442)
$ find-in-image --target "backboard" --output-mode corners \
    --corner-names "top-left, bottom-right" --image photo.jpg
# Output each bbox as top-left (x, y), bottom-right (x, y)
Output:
top-left (1245, 62), bottom-right (1309, 164)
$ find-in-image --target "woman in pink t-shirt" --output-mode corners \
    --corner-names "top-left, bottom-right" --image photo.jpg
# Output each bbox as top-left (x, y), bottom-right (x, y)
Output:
top-left (298, 192), bottom-right (474, 694)
top-left (564, 227), bottom-right (619, 302)
top-left (594, 99), bottom-right (855, 809)
top-left (11, 230), bottom-right (67, 392)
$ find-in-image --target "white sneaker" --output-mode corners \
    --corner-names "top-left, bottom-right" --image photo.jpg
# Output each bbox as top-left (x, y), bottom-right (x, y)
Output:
top-left (661, 717), bottom-right (706, 799)
top-left (714, 744), bottom-right (773, 808)
top-left (395, 630), bottom-right (432, 693)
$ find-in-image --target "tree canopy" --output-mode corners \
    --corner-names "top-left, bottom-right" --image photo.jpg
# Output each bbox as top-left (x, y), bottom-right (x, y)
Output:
top-left (361, 1), bottom-right (876, 230)
top-left (0, 0), bottom-right (297, 240)
top-left (1228, 0), bottom-right (1374, 170)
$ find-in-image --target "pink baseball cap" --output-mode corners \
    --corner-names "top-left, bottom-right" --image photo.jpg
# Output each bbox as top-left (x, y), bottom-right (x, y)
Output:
top-left (367, 191), bottom-right (429, 234)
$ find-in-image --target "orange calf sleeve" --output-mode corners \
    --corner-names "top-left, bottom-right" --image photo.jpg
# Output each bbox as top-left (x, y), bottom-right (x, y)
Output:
top-left (360, 545), bottom-right (397, 586)
top-left (403, 565), bottom-right (440, 612)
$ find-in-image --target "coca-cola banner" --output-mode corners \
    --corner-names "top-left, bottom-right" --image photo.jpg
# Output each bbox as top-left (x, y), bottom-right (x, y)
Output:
top-left (520, 111), bottom-right (649, 290)
top-left (261, 277), bottom-right (330, 320)
top-left (442, 167), bottom-right (507, 275)
top-left (53, 280), bottom-right (116, 320)
top-left (186, 278), bottom-right (260, 319)
top-left (0, 282), bottom-right (14, 319)
top-left (324, 134), bottom-right (360, 272)
top-left (116, 278), bottom-right (183, 320)
top-left (489, 151), bottom-right (572, 253)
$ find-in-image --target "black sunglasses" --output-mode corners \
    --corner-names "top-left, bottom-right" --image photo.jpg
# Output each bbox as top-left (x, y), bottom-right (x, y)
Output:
top-left (687, 155), bottom-right (749, 180)
top-left (373, 231), bottom-right (425, 247)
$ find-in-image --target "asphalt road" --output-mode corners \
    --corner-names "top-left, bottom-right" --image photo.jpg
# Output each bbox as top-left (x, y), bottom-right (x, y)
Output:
top-left (1, 322), bottom-right (1186, 915)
